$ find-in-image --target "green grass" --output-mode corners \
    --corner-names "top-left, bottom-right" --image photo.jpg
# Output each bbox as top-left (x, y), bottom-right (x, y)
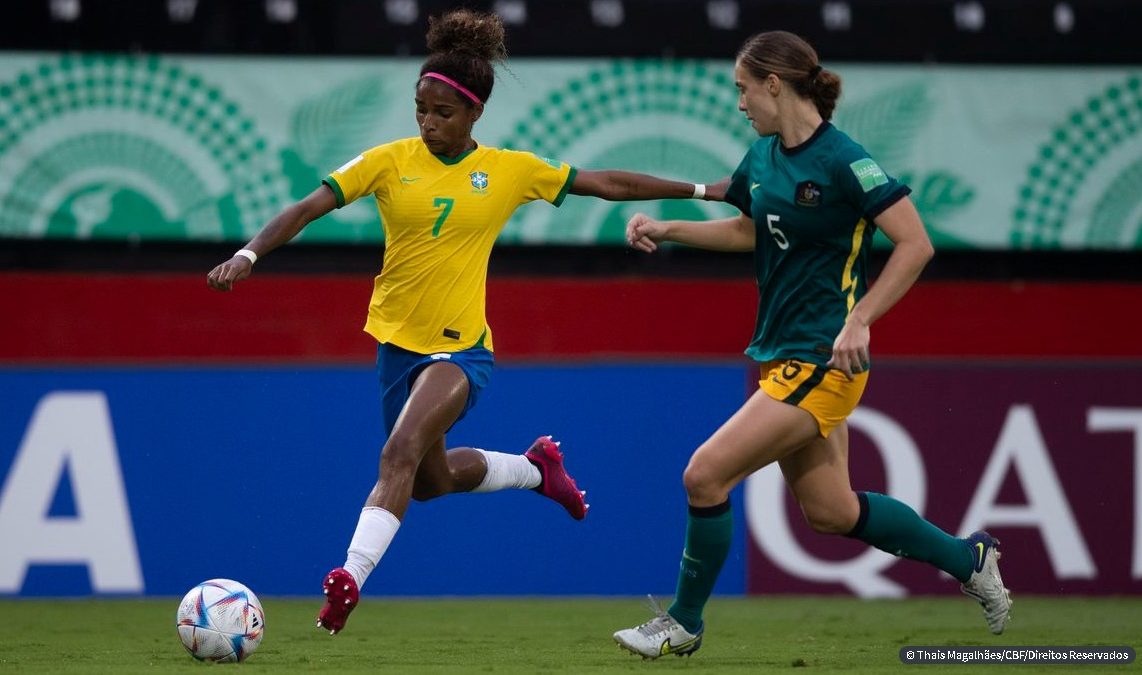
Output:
top-left (0, 596), bottom-right (1137, 673)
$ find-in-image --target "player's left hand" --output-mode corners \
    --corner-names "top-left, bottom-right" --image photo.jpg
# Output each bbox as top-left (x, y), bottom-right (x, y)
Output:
top-left (626, 212), bottom-right (668, 253)
top-left (827, 317), bottom-right (871, 381)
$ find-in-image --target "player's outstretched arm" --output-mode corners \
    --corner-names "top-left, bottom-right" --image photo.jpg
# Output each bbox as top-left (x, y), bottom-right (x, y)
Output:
top-left (570, 171), bottom-right (729, 202)
top-left (626, 212), bottom-right (755, 253)
top-left (207, 185), bottom-right (337, 292)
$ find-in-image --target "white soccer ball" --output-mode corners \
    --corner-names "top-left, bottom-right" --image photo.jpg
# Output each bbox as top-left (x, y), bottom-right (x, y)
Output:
top-left (176, 578), bottom-right (265, 662)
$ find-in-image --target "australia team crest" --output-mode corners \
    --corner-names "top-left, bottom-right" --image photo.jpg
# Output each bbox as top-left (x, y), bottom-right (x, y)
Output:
top-left (795, 180), bottom-right (821, 207)
top-left (469, 171), bottom-right (489, 191)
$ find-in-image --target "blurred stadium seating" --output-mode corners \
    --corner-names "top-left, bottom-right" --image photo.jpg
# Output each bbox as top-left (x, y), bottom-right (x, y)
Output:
top-left (1, 0), bottom-right (1138, 63)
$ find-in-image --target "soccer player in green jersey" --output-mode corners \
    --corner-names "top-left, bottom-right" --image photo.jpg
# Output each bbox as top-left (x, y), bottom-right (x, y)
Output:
top-left (613, 31), bottom-right (1011, 659)
top-left (206, 9), bottom-right (724, 636)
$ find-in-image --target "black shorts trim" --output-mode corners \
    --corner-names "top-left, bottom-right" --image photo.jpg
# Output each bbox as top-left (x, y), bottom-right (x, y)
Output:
top-left (782, 363), bottom-right (828, 406)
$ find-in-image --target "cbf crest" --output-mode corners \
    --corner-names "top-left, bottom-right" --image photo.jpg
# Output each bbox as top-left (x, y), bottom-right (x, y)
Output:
top-left (469, 171), bottom-right (489, 193)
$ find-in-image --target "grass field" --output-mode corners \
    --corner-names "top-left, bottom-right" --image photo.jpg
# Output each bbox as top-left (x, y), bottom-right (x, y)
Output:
top-left (0, 596), bottom-right (1137, 673)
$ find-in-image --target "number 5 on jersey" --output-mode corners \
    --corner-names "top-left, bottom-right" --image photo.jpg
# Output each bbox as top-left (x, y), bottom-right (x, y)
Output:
top-left (432, 197), bottom-right (454, 237)
top-left (766, 213), bottom-right (790, 250)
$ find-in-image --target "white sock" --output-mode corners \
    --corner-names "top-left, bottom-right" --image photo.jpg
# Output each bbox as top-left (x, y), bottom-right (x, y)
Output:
top-left (342, 507), bottom-right (401, 590)
top-left (471, 449), bottom-right (542, 492)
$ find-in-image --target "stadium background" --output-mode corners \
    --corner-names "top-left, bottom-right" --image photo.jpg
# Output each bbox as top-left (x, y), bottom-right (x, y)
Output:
top-left (1, 0), bottom-right (1140, 603)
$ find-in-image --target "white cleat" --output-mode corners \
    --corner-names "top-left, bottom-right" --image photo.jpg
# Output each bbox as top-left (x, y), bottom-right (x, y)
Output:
top-left (961, 531), bottom-right (1012, 634)
top-left (613, 596), bottom-right (703, 659)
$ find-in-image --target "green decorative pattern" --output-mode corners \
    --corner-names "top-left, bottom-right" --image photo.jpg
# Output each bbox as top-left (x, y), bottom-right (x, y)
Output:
top-left (0, 54), bottom-right (1139, 248)
top-left (833, 82), bottom-right (975, 247)
top-left (281, 74), bottom-right (396, 242)
top-left (3, 132), bottom-right (214, 239)
top-left (0, 54), bottom-right (285, 240)
top-left (501, 60), bottom-right (748, 243)
top-left (1089, 156), bottom-right (1142, 247)
top-left (833, 82), bottom-right (931, 173)
top-left (1013, 76), bottom-right (1142, 248)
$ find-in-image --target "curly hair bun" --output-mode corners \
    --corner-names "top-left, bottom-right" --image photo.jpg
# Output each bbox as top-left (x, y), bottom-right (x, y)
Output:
top-left (426, 9), bottom-right (507, 63)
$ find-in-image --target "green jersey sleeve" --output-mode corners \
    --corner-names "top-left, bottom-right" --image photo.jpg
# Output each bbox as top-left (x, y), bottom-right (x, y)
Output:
top-left (834, 145), bottom-right (910, 219)
top-left (724, 151), bottom-right (755, 217)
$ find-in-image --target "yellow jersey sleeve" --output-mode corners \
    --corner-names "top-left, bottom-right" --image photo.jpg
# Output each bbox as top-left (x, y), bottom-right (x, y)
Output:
top-left (322, 143), bottom-right (397, 207)
top-left (508, 151), bottom-right (577, 207)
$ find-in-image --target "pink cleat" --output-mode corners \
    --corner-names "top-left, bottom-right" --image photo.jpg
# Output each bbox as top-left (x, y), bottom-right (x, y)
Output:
top-left (316, 567), bottom-right (359, 635)
top-left (524, 436), bottom-right (589, 521)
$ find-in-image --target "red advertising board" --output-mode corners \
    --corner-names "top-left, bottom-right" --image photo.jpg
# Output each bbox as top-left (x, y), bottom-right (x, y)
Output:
top-left (746, 363), bottom-right (1142, 596)
top-left (0, 272), bottom-right (1138, 361)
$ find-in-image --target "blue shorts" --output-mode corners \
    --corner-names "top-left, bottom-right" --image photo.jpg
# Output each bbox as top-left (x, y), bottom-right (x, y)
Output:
top-left (375, 341), bottom-right (495, 436)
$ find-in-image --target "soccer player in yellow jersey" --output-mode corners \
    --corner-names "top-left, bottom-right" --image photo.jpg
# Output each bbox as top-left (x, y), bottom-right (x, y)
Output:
top-left (207, 9), bottom-right (725, 635)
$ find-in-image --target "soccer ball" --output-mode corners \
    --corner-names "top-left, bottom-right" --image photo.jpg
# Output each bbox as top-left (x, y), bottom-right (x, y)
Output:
top-left (176, 578), bottom-right (265, 662)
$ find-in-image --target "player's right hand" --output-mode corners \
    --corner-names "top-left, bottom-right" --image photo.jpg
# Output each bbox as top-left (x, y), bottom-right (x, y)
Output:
top-left (704, 177), bottom-right (731, 202)
top-left (626, 213), bottom-right (668, 253)
top-left (206, 256), bottom-right (253, 292)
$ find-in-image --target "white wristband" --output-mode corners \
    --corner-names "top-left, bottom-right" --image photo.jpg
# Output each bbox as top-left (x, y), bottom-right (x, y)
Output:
top-left (692, 183), bottom-right (706, 200)
top-left (235, 249), bottom-right (257, 265)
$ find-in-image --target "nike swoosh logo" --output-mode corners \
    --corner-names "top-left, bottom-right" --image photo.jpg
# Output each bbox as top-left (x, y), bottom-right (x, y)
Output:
top-left (974, 542), bottom-right (986, 571)
top-left (400, 176), bottom-right (421, 184)
top-left (682, 552), bottom-right (701, 563)
top-left (750, 182), bottom-right (761, 192)
top-left (660, 634), bottom-right (701, 656)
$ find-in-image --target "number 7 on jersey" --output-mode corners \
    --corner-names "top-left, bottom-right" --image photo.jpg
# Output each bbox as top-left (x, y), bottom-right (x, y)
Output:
top-left (432, 197), bottom-right (454, 237)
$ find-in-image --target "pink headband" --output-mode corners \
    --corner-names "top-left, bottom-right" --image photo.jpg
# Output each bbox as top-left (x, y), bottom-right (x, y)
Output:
top-left (421, 72), bottom-right (483, 105)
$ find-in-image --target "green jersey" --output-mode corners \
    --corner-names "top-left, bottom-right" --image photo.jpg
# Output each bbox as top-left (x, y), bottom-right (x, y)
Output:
top-left (725, 122), bottom-right (910, 367)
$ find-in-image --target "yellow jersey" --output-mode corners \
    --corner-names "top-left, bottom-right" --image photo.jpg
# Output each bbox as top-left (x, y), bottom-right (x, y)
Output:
top-left (323, 137), bottom-right (575, 354)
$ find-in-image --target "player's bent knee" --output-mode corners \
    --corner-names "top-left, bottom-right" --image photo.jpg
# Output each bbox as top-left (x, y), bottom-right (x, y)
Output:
top-left (380, 433), bottom-right (429, 474)
top-left (801, 502), bottom-right (858, 535)
top-left (379, 447), bottom-right (419, 474)
top-left (682, 462), bottom-right (729, 505)
top-left (410, 480), bottom-right (446, 501)
top-left (805, 513), bottom-right (850, 535)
